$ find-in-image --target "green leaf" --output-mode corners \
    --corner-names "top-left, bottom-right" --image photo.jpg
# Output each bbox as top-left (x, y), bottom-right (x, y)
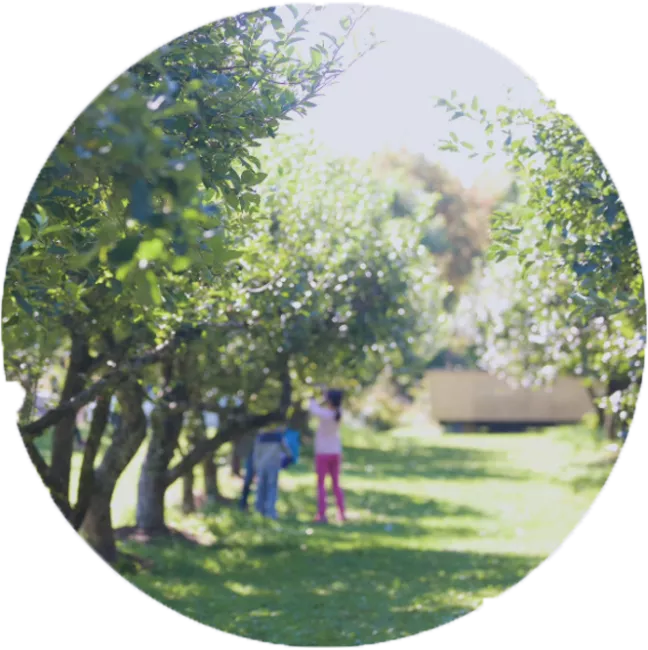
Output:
top-left (270, 13), bottom-right (284, 31)
top-left (471, 96), bottom-right (479, 111)
top-left (18, 218), bottom-right (32, 242)
top-left (153, 100), bottom-right (198, 120)
top-left (108, 236), bottom-right (141, 264)
top-left (137, 238), bottom-right (165, 261)
top-left (146, 271), bottom-right (162, 305)
top-left (130, 178), bottom-right (152, 224)
top-left (450, 132), bottom-right (459, 142)
top-left (287, 4), bottom-right (299, 19)
top-left (40, 224), bottom-right (68, 236)
top-left (219, 248), bottom-right (242, 264)
top-left (172, 256), bottom-right (191, 273)
top-left (310, 47), bottom-right (322, 66)
top-left (450, 111), bottom-right (465, 121)
top-left (133, 271), bottom-right (151, 306)
top-left (13, 292), bottom-right (33, 315)
top-left (571, 292), bottom-right (591, 306)
top-left (34, 208), bottom-right (47, 228)
top-left (116, 261), bottom-right (134, 282)
top-left (224, 192), bottom-right (239, 210)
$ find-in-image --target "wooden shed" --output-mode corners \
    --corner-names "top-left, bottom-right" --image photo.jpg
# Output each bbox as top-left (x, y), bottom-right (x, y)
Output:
top-left (423, 369), bottom-right (594, 432)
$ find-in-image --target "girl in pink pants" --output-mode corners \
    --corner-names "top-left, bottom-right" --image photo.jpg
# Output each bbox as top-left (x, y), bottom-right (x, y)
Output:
top-left (309, 388), bottom-right (346, 523)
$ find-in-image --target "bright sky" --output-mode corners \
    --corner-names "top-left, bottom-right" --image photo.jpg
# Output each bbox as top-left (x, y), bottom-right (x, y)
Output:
top-left (277, 4), bottom-right (544, 190)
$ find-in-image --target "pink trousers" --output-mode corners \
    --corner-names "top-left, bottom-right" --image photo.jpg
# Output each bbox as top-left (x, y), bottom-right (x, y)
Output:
top-left (315, 453), bottom-right (345, 520)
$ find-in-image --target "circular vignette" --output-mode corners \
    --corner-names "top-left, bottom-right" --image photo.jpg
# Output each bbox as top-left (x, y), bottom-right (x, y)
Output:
top-left (3, 2), bottom-right (645, 647)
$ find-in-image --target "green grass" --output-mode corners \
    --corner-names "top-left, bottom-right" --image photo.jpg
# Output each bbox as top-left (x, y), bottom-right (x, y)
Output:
top-left (36, 423), bottom-right (616, 645)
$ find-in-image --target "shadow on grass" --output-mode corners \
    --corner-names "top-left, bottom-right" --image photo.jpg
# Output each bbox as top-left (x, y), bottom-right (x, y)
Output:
top-left (275, 486), bottom-right (487, 540)
top-left (294, 437), bottom-right (530, 482)
top-left (338, 444), bottom-right (531, 482)
top-left (570, 475), bottom-right (607, 493)
top-left (566, 455), bottom-right (616, 493)
top-left (122, 541), bottom-right (543, 646)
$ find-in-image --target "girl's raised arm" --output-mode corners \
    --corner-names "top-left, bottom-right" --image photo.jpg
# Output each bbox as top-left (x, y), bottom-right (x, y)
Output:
top-left (309, 398), bottom-right (334, 419)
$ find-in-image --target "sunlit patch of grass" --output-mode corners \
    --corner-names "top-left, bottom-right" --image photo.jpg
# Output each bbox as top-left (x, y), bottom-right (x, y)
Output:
top-left (47, 422), bottom-right (615, 646)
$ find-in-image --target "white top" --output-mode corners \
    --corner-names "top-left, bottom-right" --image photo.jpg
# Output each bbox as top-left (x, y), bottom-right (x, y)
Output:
top-left (309, 398), bottom-right (342, 455)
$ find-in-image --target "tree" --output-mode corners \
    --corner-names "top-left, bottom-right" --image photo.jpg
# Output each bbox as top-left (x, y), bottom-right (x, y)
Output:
top-left (370, 149), bottom-right (494, 295)
top-left (132, 136), bottom-right (450, 533)
top-left (4, 5), bottom-right (377, 557)
top-left (436, 94), bottom-right (645, 437)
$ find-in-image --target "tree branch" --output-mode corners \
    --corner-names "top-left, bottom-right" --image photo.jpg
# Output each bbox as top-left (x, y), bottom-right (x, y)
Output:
top-left (20, 320), bottom-right (246, 439)
top-left (164, 409), bottom-right (284, 487)
top-left (23, 437), bottom-right (51, 489)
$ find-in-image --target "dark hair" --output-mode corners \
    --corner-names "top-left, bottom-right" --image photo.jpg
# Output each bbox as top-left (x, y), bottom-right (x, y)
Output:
top-left (327, 389), bottom-right (343, 422)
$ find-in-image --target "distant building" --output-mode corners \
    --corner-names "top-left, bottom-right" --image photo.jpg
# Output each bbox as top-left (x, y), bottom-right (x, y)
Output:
top-left (423, 369), bottom-right (594, 432)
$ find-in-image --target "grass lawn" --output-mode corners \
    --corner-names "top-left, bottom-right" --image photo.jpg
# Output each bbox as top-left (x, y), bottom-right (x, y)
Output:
top-left (37, 423), bottom-right (617, 646)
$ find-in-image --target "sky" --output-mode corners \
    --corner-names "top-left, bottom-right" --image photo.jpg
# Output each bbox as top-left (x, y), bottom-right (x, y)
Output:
top-left (275, 4), bottom-right (544, 190)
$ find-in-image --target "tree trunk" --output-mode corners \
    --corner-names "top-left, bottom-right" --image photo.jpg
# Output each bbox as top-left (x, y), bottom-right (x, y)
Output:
top-left (203, 453), bottom-right (220, 504)
top-left (182, 469), bottom-right (195, 514)
top-left (586, 386), bottom-right (606, 429)
top-left (50, 333), bottom-right (92, 509)
top-left (231, 448), bottom-right (242, 477)
top-left (73, 393), bottom-right (112, 530)
top-left (81, 487), bottom-right (117, 563)
top-left (181, 408), bottom-right (206, 513)
top-left (602, 377), bottom-right (629, 441)
top-left (604, 412), bottom-right (617, 441)
top-left (136, 464), bottom-right (168, 533)
top-left (136, 405), bottom-right (185, 534)
top-left (80, 382), bottom-right (147, 562)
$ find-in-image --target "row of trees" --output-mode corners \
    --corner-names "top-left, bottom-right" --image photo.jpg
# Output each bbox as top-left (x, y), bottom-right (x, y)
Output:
top-left (437, 94), bottom-right (645, 438)
top-left (2, 7), bottom-right (349, 559)
top-left (3, 7), bottom-right (455, 563)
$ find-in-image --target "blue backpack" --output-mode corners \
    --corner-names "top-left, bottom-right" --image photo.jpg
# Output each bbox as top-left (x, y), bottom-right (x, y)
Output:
top-left (281, 429), bottom-right (301, 469)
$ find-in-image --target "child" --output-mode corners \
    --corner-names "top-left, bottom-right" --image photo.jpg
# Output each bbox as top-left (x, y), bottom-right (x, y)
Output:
top-left (240, 413), bottom-right (302, 512)
top-left (309, 386), bottom-right (346, 523)
top-left (252, 427), bottom-right (293, 520)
